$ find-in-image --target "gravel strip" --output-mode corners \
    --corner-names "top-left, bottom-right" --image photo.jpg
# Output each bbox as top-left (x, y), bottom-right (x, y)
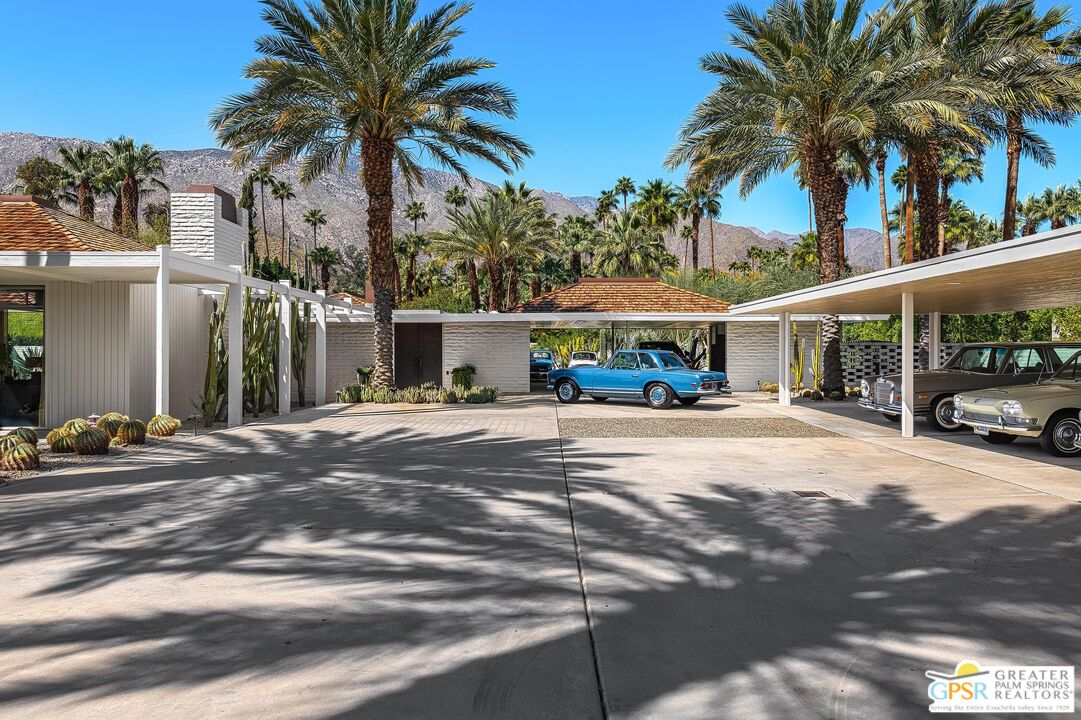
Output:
top-left (558, 417), bottom-right (838, 439)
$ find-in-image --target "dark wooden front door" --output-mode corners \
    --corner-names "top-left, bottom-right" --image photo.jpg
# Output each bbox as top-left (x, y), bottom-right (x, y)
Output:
top-left (394, 323), bottom-right (443, 388)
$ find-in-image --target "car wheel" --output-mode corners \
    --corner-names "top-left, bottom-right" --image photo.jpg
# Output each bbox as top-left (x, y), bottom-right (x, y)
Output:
top-left (881, 412), bottom-right (901, 423)
top-left (645, 383), bottom-right (674, 410)
top-left (1039, 411), bottom-right (1081, 457)
top-left (589, 396), bottom-right (608, 402)
top-left (555, 380), bottom-right (580, 404)
top-left (980, 432), bottom-right (1017, 445)
top-left (927, 395), bottom-right (963, 432)
top-left (677, 397), bottom-right (700, 406)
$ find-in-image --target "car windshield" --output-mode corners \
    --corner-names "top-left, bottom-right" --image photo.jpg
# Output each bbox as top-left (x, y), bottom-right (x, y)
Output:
top-left (571, 352), bottom-right (594, 360)
top-left (943, 346), bottom-right (1006, 373)
top-left (1048, 347), bottom-right (1081, 369)
top-left (1048, 352), bottom-right (1081, 383)
top-left (531, 351), bottom-right (551, 360)
top-left (657, 352), bottom-right (686, 369)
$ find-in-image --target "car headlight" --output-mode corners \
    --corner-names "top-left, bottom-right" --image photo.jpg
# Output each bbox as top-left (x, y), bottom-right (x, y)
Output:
top-left (1002, 400), bottom-right (1023, 417)
top-left (860, 380), bottom-right (870, 397)
top-left (954, 394), bottom-right (963, 407)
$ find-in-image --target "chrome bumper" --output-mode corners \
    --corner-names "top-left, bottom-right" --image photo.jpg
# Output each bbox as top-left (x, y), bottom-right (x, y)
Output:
top-left (858, 398), bottom-right (902, 415)
top-left (690, 387), bottom-right (732, 396)
top-left (955, 410), bottom-right (1042, 434)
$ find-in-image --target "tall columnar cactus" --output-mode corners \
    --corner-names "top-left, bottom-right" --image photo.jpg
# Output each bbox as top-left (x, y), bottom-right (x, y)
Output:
top-left (51, 435), bottom-right (77, 454)
top-left (811, 324), bottom-right (824, 393)
top-left (116, 419), bottom-right (147, 445)
top-left (74, 427), bottom-right (110, 455)
top-left (62, 418), bottom-right (90, 435)
top-left (199, 295), bottom-right (229, 425)
top-left (2, 442), bottom-right (40, 470)
top-left (243, 289), bottom-right (280, 417)
top-left (292, 299), bottom-right (311, 407)
top-left (790, 323), bottom-right (806, 393)
top-left (10, 427), bottom-right (38, 445)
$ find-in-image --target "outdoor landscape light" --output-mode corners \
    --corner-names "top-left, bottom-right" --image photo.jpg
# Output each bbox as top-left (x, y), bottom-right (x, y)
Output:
top-left (1002, 400), bottom-right (1023, 417)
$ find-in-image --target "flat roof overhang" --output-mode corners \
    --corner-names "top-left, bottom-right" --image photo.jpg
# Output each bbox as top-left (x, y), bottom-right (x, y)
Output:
top-left (394, 310), bottom-right (885, 328)
top-left (729, 223), bottom-right (1081, 316)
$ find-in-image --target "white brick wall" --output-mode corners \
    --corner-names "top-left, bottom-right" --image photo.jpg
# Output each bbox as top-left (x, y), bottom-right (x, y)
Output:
top-left (170, 192), bottom-right (246, 267)
top-left (724, 320), bottom-right (819, 391)
top-left (441, 321), bottom-right (530, 393)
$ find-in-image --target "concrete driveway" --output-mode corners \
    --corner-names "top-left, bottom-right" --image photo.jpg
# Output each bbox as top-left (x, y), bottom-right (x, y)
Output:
top-left (1, 395), bottom-right (1079, 719)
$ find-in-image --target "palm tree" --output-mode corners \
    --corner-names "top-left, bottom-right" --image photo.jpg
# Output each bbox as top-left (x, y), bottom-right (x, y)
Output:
top-left (993, 3), bottom-right (1081, 243)
top-left (430, 193), bottom-right (535, 311)
top-left (559, 215), bottom-right (599, 280)
top-left (442, 186), bottom-right (475, 307)
top-left (212, 0), bottom-right (530, 389)
top-left (303, 208), bottom-right (327, 246)
top-left (679, 225), bottom-right (693, 268)
top-left (676, 183), bottom-right (705, 272)
top-left (270, 179), bottom-right (296, 267)
top-left (443, 186), bottom-right (468, 209)
top-left (592, 210), bottom-right (677, 278)
top-left (102, 137), bottom-right (168, 238)
top-left (1017, 194), bottom-right (1046, 236)
top-left (404, 200), bottom-right (427, 233)
top-left (495, 182), bottom-right (556, 307)
top-left (309, 244), bottom-right (341, 290)
top-left (634, 179), bottom-right (680, 231)
top-left (699, 185), bottom-right (721, 278)
top-left (614, 176), bottom-right (636, 210)
top-left (937, 148), bottom-right (983, 254)
top-left (250, 168), bottom-right (276, 256)
top-left (1040, 185), bottom-right (1081, 230)
top-left (56, 145), bottom-right (104, 221)
top-left (790, 232), bottom-right (820, 270)
top-left (595, 190), bottom-right (619, 229)
top-left (667, 0), bottom-right (957, 393)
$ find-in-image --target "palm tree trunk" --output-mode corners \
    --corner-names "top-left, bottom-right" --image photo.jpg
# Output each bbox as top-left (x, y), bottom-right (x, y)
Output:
top-left (876, 152), bottom-right (891, 269)
top-left (804, 148), bottom-right (846, 394)
top-left (487, 260), bottom-right (505, 312)
top-left (690, 208), bottom-right (701, 272)
top-left (904, 152), bottom-right (915, 264)
top-left (938, 176), bottom-right (952, 256)
top-left (120, 176), bottom-right (139, 238)
top-left (912, 141), bottom-right (941, 261)
top-left (709, 216), bottom-right (717, 278)
top-left (406, 255), bottom-right (417, 300)
top-left (505, 263), bottom-right (519, 309)
top-left (321, 264), bottom-right (331, 291)
top-left (77, 183), bottom-right (95, 222)
top-left (112, 196), bottom-right (122, 233)
top-left (1002, 112), bottom-right (1022, 243)
top-left (570, 251), bottom-right (582, 279)
top-left (361, 140), bottom-right (396, 389)
top-left (530, 279), bottom-right (541, 298)
top-left (280, 199), bottom-right (288, 267)
top-left (260, 183), bottom-right (270, 257)
top-left (466, 260), bottom-right (481, 310)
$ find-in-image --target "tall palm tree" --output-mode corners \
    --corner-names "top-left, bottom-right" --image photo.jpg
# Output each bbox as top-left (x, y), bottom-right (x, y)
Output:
top-left (212, 0), bottom-right (530, 389)
top-left (102, 137), bottom-right (168, 238)
top-left (443, 186), bottom-right (468, 209)
top-left (270, 179), bottom-right (296, 267)
top-left (614, 177), bottom-right (636, 210)
top-left (594, 190), bottom-right (619, 229)
top-left (993, 3), bottom-right (1081, 243)
top-left (937, 148), bottom-right (983, 254)
top-left (790, 232), bottom-right (819, 270)
top-left (1017, 193), bottom-right (1046, 236)
top-left (668, 0), bottom-right (958, 393)
top-left (679, 225), bottom-right (693, 268)
top-left (559, 215), bottom-right (599, 280)
top-left (442, 186), bottom-right (475, 307)
top-left (309, 244), bottom-right (341, 290)
top-left (1040, 184), bottom-right (1081, 230)
top-left (303, 208), bottom-right (327, 246)
top-left (396, 232), bottom-right (427, 299)
top-left (56, 145), bottom-right (104, 221)
top-left (250, 168), bottom-right (276, 256)
top-left (495, 181), bottom-right (556, 307)
top-left (676, 182), bottom-right (705, 272)
top-left (404, 200), bottom-right (427, 233)
top-left (592, 210), bottom-right (677, 278)
top-left (634, 179), bottom-right (680, 230)
top-left (699, 185), bottom-right (721, 278)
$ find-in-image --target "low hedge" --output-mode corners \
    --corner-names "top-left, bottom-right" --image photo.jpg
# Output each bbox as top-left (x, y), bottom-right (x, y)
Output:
top-left (337, 384), bottom-right (498, 405)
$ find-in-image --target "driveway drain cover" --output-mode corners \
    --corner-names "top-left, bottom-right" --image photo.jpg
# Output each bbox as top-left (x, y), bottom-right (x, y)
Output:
top-left (793, 490), bottom-right (830, 498)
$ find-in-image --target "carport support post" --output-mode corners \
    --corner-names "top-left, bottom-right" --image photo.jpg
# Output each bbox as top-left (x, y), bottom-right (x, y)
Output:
top-left (155, 244), bottom-right (170, 416)
top-left (929, 311), bottom-right (942, 370)
top-left (278, 281), bottom-right (292, 416)
top-left (901, 292), bottom-right (915, 438)
top-left (227, 269), bottom-right (243, 427)
top-left (315, 290), bottom-right (327, 406)
top-left (778, 312), bottom-right (792, 406)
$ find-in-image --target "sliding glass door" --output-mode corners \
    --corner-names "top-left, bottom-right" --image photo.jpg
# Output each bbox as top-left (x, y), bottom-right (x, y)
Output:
top-left (0, 288), bottom-right (44, 427)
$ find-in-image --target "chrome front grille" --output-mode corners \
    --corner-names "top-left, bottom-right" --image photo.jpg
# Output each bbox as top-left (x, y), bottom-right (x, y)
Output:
top-left (964, 411), bottom-right (1002, 424)
top-left (874, 380), bottom-right (894, 404)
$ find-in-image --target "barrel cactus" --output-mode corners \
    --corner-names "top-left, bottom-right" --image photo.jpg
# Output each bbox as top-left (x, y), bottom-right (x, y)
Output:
top-left (9, 427), bottom-right (38, 445)
top-left (0, 435), bottom-right (23, 453)
top-left (116, 419), bottom-right (147, 446)
top-left (97, 418), bottom-right (123, 438)
top-left (46, 428), bottom-right (71, 445)
top-left (74, 427), bottom-right (110, 455)
top-left (50, 434), bottom-right (77, 454)
top-left (97, 412), bottom-right (128, 426)
top-left (2, 442), bottom-right (40, 471)
top-left (148, 414), bottom-right (181, 437)
top-left (62, 418), bottom-right (90, 435)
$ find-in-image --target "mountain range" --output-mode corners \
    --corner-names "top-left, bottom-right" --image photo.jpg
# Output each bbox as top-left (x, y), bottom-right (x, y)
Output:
top-left (0, 131), bottom-right (897, 270)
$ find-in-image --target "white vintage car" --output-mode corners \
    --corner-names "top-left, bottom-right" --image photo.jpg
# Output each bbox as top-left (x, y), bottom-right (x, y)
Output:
top-left (568, 351), bottom-right (599, 367)
top-left (953, 350), bottom-right (1081, 457)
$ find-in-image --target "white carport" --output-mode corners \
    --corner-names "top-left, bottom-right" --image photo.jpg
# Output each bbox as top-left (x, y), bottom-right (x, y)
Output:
top-left (0, 246), bottom-right (371, 427)
top-left (730, 224), bottom-right (1081, 437)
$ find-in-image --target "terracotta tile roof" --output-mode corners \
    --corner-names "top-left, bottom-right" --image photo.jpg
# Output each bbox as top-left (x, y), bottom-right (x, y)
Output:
top-left (510, 278), bottom-right (731, 314)
top-left (0, 196), bottom-right (149, 252)
top-left (328, 291), bottom-right (369, 305)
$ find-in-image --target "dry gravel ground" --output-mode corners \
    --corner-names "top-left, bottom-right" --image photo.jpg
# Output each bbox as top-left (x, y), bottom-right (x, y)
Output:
top-left (558, 416), bottom-right (838, 438)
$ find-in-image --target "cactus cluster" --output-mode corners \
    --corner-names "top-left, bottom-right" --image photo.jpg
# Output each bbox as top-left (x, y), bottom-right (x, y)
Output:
top-left (148, 414), bottom-right (181, 437)
top-left (1, 441), bottom-right (40, 471)
top-left (74, 427), bottom-right (110, 455)
top-left (116, 419), bottom-right (147, 445)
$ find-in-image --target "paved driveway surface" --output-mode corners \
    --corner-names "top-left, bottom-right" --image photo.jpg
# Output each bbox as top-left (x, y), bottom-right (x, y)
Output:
top-left (2, 395), bottom-right (1080, 720)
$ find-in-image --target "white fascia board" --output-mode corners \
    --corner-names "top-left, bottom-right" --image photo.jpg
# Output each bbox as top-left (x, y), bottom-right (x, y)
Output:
top-left (730, 222), bottom-right (1081, 315)
top-left (0, 251), bottom-right (159, 268)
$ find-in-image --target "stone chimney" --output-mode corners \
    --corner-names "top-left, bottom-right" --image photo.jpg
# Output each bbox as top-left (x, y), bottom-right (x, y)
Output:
top-left (169, 185), bottom-right (248, 266)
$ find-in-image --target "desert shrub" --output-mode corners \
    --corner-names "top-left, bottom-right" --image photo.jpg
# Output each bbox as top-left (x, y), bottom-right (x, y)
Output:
top-left (829, 390), bottom-right (845, 401)
top-left (811, 390), bottom-right (824, 401)
top-left (450, 364), bottom-right (476, 389)
top-left (337, 384), bottom-right (365, 403)
top-left (335, 383), bottom-right (496, 404)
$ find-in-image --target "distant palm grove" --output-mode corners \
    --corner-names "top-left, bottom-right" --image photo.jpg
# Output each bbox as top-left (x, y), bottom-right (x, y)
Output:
top-left (8, 0), bottom-right (1081, 391)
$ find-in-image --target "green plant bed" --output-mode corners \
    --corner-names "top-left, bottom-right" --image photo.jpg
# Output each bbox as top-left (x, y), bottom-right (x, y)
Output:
top-left (337, 384), bottom-right (498, 405)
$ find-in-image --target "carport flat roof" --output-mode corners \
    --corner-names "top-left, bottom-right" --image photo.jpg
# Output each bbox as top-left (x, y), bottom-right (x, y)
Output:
top-left (729, 223), bottom-right (1081, 316)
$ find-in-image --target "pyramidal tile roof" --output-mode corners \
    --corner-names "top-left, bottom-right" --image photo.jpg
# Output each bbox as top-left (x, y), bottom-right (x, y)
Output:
top-left (0, 196), bottom-right (150, 252)
top-left (510, 277), bottom-right (730, 314)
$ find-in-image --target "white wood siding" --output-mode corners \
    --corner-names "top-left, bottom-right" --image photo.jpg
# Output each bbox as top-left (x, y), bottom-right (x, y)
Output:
top-left (295, 321), bottom-right (375, 403)
top-left (442, 322), bottom-right (530, 392)
top-left (724, 320), bottom-right (818, 391)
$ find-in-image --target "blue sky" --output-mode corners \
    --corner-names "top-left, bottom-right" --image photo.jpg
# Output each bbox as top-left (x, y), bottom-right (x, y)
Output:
top-left (1, 0), bottom-right (1078, 232)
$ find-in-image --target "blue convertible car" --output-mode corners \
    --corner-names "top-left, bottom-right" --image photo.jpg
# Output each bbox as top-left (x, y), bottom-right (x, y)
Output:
top-left (547, 349), bottom-right (730, 409)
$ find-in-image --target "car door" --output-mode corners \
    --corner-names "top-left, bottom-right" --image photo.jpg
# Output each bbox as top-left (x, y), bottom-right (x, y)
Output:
top-left (1000, 347), bottom-right (1048, 386)
top-left (600, 351), bottom-right (641, 396)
